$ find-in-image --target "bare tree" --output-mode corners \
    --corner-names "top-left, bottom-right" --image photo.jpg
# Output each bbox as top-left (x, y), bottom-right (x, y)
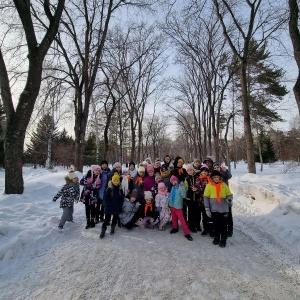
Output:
top-left (0, 0), bottom-right (65, 193)
top-left (288, 0), bottom-right (300, 114)
top-left (212, 0), bottom-right (286, 173)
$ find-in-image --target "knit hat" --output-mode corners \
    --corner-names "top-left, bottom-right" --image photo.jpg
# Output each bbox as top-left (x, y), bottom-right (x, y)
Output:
top-left (112, 173), bottom-right (120, 183)
top-left (185, 164), bottom-right (194, 171)
top-left (158, 182), bottom-right (167, 195)
top-left (138, 166), bottom-right (145, 173)
top-left (100, 160), bottom-right (108, 166)
top-left (146, 164), bottom-right (154, 173)
top-left (129, 189), bottom-right (138, 199)
top-left (170, 175), bottom-right (179, 183)
top-left (213, 162), bottom-right (221, 167)
top-left (210, 170), bottom-right (222, 179)
top-left (177, 158), bottom-right (184, 164)
top-left (113, 162), bottom-right (122, 169)
top-left (144, 191), bottom-right (153, 200)
top-left (200, 164), bottom-right (209, 172)
top-left (203, 156), bottom-right (214, 164)
top-left (91, 165), bottom-right (101, 172)
top-left (155, 173), bottom-right (162, 179)
top-left (68, 172), bottom-right (78, 180)
top-left (122, 167), bottom-right (129, 173)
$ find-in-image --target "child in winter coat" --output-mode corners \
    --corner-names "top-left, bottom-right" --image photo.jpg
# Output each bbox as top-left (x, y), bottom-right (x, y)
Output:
top-left (136, 191), bottom-right (159, 228)
top-left (96, 160), bottom-right (110, 223)
top-left (121, 167), bottom-right (134, 198)
top-left (53, 172), bottom-right (80, 229)
top-left (100, 173), bottom-right (124, 238)
top-left (184, 164), bottom-right (202, 233)
top-left (119, 189), bottom-right (140, 229)
top-left (204, 170), bottom-right (233, 248)
top-left (80, 165), bottom-right (101, 229)
top-left (133, 166), bottom-right (146, 203)
top-left (142, 164), bottom-right (155, 196)
top-left (167, 175), bottom-right (193, 241)
top-left (198, 164), bottom-right (213, 236)
top-left (155, 182), bottom-right (171, 231)
top-left (153, 173), bottom-right (163, 197)
top-left (213, 162), bottom-right (233, 237)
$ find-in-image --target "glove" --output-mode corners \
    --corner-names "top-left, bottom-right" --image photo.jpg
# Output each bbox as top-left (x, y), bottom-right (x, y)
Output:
top-left (205, 209), bottom-right (211, 218)
top-left (87, 177), bottom-right (93, 185)
top-left (226, 198), bottom-right (232, 204)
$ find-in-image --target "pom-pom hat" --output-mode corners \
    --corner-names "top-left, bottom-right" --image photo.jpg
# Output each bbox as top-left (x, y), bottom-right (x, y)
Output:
top-left (112, 173), bottom-right (120, 183)
top-left (68, 172), bottom-right (78, 180)
top-left (144, 191), bottom-right (153, 199)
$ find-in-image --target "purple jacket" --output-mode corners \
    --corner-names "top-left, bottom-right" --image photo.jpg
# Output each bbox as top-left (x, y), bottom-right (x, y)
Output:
top-left (142, 175), bottom-right (155, 196)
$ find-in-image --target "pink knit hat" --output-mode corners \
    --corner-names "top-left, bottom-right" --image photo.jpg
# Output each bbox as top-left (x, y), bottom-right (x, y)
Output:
top-left (158, 182), bottom-right (167, 195)
top-left (91, 165), bottom-right (101, 172)
top-left (170, 175), bottom-right (179, 183)
top-left (146, 164), bottom-right (154, 173)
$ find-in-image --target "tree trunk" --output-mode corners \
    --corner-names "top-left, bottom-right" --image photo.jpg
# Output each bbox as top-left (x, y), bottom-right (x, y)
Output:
top-left (288, 0), bottom-right (300, 114)
top-left (239, 64), bottom-right (256, 173)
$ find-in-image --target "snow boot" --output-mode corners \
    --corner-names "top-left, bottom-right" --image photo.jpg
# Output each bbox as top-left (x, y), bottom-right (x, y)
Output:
top-left (110, 225), bottom-right (116, 235)
top-left (170, 228), bottom-right (178, 234)
top-left (185, 234), bottom-right (193, 241)
top-left (100, 226), bottom-right (107, 239)
top-left (201, 230), bottom-right (209, 236)
top-left (213, 237), bottom-right (220, 245)
top-left (219, 239), bottom-right (227, 248)
top-left (227, 230), bottom-right (233, 237)
top-left (85, 219), bottom-right (91, 229)
top-left (90, 218), bottom-right (95, 228)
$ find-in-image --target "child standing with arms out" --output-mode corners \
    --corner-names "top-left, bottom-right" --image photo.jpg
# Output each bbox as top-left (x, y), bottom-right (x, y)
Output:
top-left (204, 170), bottom-right (233, 248)
top-left (53, 172), bottom-right (80, 229)
top-left (100, 173), bottom-right (124, 238)
top-left (155, 182), bottom-right (171, 231)
top-left (167, 175), bottom-right (193, 241)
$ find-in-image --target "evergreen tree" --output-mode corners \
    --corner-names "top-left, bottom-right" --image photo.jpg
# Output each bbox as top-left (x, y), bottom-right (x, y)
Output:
top-left (25, 114), bottom-right (59, 166)
top-left (83, 133), bottom-right (97, 166)
top-left (254, 131), bottom-right (277, 163)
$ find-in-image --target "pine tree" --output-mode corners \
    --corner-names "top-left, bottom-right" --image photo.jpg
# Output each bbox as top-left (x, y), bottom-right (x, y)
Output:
top-left (25, 114), bottom-right (59, 166)
top-left (254, 131), bottom-right (277, 163)
top-left (83, 133), bottom-right (97, 166)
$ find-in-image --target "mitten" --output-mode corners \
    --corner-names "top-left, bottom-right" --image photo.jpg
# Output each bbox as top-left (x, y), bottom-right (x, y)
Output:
top-left (108, 180), bottom-right (113, 188)
top-left (87, 177), bottom-right (93, 185)
top-left (205, 208), bottom-right (211, 218)
top-left (225, 198), bottom-right (232, 204)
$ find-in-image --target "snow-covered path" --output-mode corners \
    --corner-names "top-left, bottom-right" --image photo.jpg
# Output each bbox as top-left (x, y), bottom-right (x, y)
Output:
top-left (1, 165), bottom-right (300, 300)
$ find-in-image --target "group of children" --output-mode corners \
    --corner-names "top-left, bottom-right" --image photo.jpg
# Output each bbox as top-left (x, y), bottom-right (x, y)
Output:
top-left (53, 156), bottom-right (233, 247)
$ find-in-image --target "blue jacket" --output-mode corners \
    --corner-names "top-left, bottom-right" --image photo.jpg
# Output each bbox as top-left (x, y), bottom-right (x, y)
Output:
top-left (99, 168), bottom-right (110, 199)
top-left (167, 182), bottom-right (187, 209)
top-left (104, 186), bottom-right (124, 215)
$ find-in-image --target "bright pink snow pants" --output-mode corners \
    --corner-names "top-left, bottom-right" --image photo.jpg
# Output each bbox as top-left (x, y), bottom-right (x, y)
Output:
top-left (170, 207), bottom-right (190, 235)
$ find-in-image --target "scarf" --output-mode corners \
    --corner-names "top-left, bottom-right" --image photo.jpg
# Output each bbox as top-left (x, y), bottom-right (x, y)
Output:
top-left (135, 176), bottom-right (143, 186)
top-left (69, 182), bottom-right (80, 193)
top-left (144, 203), bottom-right (153, 216)
top-left (178, 168), bottom-right (183, 175)
top-left (158, 189), bottom-right (168, 196)
top-left (209, 180), bottom-right (223, 203)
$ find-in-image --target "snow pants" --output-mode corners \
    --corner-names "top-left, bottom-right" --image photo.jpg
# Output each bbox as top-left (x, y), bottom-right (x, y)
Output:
top-left (211, 212), bottom-right (228, 240)
top-left (170, 207), bottom-right (190, 235)
top-left (59, 206), bottom-right (74, 227)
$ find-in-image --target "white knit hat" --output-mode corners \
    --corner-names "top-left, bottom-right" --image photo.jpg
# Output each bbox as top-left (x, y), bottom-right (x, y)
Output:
top-left (68, 172), bottom-right (78, 180)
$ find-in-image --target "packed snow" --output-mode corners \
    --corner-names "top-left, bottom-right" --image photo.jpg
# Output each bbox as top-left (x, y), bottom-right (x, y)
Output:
top-left (0, 162), bottom-right (300, 300)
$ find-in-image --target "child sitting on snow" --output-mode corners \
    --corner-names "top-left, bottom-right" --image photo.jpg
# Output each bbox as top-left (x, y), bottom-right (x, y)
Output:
top-left (136, 191), bottom-right (159, 228)
top-left (119, 189), bottom-right (140, 229)
top-left (155, 182), bottom-right (171, 231)
top-left (53, 172), bottom-right (80, 229)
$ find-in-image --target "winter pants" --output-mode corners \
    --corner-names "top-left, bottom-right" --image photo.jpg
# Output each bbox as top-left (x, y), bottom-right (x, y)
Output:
top-left (211, 212), bottom-right (228, 240)
top-left (201, 206), bottom-right (213, 233)
top-left (186, 200), bottom-right (201, 230)
top-left (59, 206), bottom-right (74, 227)
top-left (85, 203), bottom-right (96, 221)
top-left (227, 206), bottom-right (233, 233)
top-left (95, 198), bottom-right (104, 221)
top-left (170, 207), bottom-right (190, 235)
top-left (102, 213), bottom-right (118, 228)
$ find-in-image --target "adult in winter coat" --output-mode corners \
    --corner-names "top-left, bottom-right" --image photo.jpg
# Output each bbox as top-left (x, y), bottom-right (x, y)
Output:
top-left (80, 165), bottom-right (101, 229)
top-left (161, 155), bottom-right (173, 170)
top-left (119, 190), bottom-right (140, 229)
top-left (204, 170), bottom-right (233, 248)
top-left (100, 173), bottom-right (124, 238)
top-left (53, 172), bottom-right (80, 229)
top-left (96, 160), bottom-right (110, 223)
